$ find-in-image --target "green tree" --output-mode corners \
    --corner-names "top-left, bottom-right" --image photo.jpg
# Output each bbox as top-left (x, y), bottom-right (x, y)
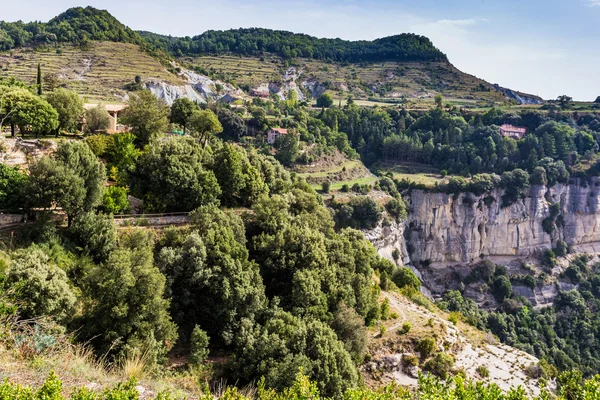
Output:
top-left (316, 93), bottom-right (333, 108)
top-left (218, 108), bottom-right (246, 141)
top-left (189, 326), bottom-right (210, 366)
top-left (232, 309), bottom-right (360, 398)
top-left (68, 212), bottom-right (116, 263)
top-left (13, 95), bottom-right (59, 137)
top-left (132, 137), bottom-right (220, 212)
top-left (84, 105), bottom-right (111, 134)
top-left (274, 132), bottom-right (299, 166)
top-left (0, 164), bottom-right (27, 211)
top-left (158, 206), bottom-right (266, 342)
top-left (107, 132), bottom-right (139, 174)
top-left (557, 95), bottom-right (573, 109)
top-left (25, 157), bottom-right (86, 223)
top-left (80, 230), bottom-right (178, 364)
top-left (188, 109), bottom-right (223, 147)
top-left (44, 88), bottom-right (84, 135)
top-left (392, 267), bottom-right (421, 291)
top-left (55, 141), bottom-right (106, 216)
top-left (434, 93), bottom-right (443, 109)
top-left (7, 246), bottom-right (77, 324)
top-left (170, 97), bottom-right (199, 134)
top-left (27, 141), bottom-right (106, 225)
top-left (120, 90), bottom-right (170, 146)
top-left (211, 143), bottom-right (268, 207)
top-left (36, 63), bottom-right (42, 96)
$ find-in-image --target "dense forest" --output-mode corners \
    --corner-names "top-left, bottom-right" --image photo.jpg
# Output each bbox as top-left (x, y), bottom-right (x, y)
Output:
top-left (139, 29), bottom-right (447, 62)
top-left (0, 7), bottom-right (143, 50)
top-left (0, 78), bottom-right (416, 398)
top-left (0, 6), bottom-right (447, 63)
top-left (3, 56), bottom-right (600, 396)
top-left (441, 256), bottom-right (600, 378)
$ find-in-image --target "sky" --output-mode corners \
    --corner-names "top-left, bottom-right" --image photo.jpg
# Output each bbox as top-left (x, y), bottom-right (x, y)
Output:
top-left (2, 0), bottom-right (600, 100)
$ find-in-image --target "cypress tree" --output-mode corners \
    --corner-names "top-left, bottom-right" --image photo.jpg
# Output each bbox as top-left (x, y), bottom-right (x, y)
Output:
top-left (36, 63), bottom-right (42, 95)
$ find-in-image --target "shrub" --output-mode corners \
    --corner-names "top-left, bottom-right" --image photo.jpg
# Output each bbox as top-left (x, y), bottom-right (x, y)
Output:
top-left (415, 337), bottom-right (437, 359)
top-left (322, 180), bottom-right (331, 194)
top-left (448, 312), bottom-right (460, 325)
top-left (7, 247), bottom-right (77, 324)
top-left (85, 134), bottom-right (114, 157)
top-left (189, 325), bottom-right (210, 367)
top-left (476, 365), bottom-right (490, 378)
top-left (102, 186), bottom-right (130, 214)
top-left (385, 197), bottom-right (407, 221)
top-left (380, 298), bottom-right (390, 320)
top-left (402, 354), bottom-right (419, 368)
top-left (341, 184), bottom-right (349, 192)
top-left (398, 322), bottom-right (411, 335)
top-left (423, 352), bottom-right (456, 379)
top-left (492, 275), bottom-right (512, 302)
top-left (392, 267), bottom-right (421, 291)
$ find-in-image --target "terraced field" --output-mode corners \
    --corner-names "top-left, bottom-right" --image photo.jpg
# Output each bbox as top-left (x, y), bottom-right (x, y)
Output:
top-left (182, 54), bottom-right (283, 88)
top-left (185, 54), bottom-right (513, 106)
top-left (0, 42), bottom-right (182, 102)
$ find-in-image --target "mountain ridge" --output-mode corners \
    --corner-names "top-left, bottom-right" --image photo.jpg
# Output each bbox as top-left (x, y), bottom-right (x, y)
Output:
top-left (0, 6), bottom-right (542, 104)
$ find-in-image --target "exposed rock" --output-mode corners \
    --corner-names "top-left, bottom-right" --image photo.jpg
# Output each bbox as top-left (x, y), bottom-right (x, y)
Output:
top-left (403, 180), bottom-right (600, 264)
top-left (494, 84), bottom-right (543, 105)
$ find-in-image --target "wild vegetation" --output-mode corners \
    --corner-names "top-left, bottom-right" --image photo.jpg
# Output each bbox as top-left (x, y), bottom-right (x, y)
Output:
top-left (1, 8), bottom-right (600, 398)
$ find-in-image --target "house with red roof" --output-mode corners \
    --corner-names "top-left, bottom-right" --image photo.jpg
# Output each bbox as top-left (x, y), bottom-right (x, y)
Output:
top-left (267, 128), bottom-right (289, 144)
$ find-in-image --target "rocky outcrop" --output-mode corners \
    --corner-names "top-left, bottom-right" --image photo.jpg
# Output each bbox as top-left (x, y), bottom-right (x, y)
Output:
top-left (146, 66), bottom-right (244, 105)
top-left (371, 178), bottom-right (600, 266)
top-left (494, 84), bottom-right (543, 105)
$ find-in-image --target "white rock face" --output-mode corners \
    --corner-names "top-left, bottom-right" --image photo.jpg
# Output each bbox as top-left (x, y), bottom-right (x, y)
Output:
top-left (146, 66), bottom-right (244, 105)
top-left (369, 178), bottom-right (600, 265)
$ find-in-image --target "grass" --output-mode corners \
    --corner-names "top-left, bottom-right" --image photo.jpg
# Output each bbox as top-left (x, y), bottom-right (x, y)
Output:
top-left (326, 176), bottom-right (378, 191)
top-left (377, 163), bottom-right (448, 188)
top-left (297, 160), bottom-right (362, 178)
top-left (0, 42), bottom-right (182, 101)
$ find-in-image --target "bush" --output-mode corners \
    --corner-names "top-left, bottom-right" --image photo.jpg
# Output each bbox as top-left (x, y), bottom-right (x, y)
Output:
top-left (68, 212), bottom-right (117, 263)
top-left (380, 298), bottom-right (390, 320)
top-left (7, 247), bottom-right (77, 324)
top-left (415, 337), bottom-right (437, 359)
top-left (341, 184), bottom-right (349, 192)
top-left (402, 354), bottom-right (419, 368)
top-left (492, 275), bottom-right (512, 302)
top-left (476, 365), bottom-right (490, 378)
top-left (392, 267), bottom-right (421, 291)
top-left (85, 134), bottom-right (114, 157)
top-left (189, 325), bottom-right (210, 367)
top-left (322, 180), bottom-right (331, 194)
top-left (398, 322), bottom-right (412, 335)
top-left (385, 198), bottom-right (407, 221)
top-left (423, 352), bottom-right (456, 379)
top-left (102, 186), bottom-right (130, 214)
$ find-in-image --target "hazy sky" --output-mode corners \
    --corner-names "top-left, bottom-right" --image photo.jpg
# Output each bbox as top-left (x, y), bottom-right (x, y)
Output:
top-left (3, 0), bottom-right (600, 100)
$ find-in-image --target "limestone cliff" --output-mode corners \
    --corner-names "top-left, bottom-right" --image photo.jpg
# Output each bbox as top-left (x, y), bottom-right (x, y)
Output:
top-left (372, 178), bottom-right (600, 266)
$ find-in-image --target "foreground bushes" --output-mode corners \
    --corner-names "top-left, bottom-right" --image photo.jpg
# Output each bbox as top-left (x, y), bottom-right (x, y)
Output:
top-left (6, 370), bottom-right (600, 400)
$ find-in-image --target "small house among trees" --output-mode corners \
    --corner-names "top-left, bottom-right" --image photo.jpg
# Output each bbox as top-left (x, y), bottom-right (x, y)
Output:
top-left (267, 127), bottom-right (289, 144)
top-left (499, 124), bottom-right (527, 140)
top-left (83, 103), bottom-right (128, 133)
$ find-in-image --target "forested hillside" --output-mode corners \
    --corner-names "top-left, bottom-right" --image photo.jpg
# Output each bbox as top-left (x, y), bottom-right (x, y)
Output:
top-left (0, 7), bottom-right (143, 49)
top-left (139, 29), bottom-right (447, 62)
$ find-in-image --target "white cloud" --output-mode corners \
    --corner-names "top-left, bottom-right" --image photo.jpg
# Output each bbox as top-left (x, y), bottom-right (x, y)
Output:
top-left (587, 0), bottom-right (600, 6)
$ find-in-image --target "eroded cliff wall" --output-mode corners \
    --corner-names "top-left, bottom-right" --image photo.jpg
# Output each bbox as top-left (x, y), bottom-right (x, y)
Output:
top-left (375, 179), bottom-right (600, 265)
